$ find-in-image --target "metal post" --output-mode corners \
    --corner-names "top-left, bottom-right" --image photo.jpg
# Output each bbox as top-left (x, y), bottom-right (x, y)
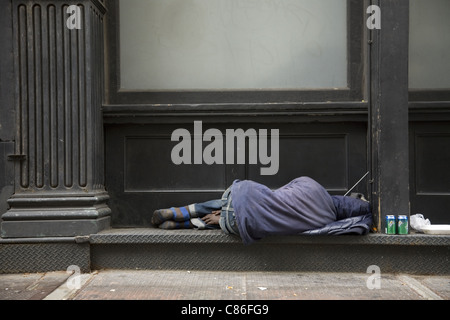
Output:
top-left (369, 0), bottom-right (410, 232)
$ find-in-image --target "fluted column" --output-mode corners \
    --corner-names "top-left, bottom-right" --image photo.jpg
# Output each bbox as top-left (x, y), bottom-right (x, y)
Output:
top-left (1, 0), bottom-right (110, 237)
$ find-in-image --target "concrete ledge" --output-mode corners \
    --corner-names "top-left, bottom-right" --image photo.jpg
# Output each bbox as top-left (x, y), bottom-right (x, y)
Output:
top-left (86, 228), bottom-right (450, 246)
top-left (1, 228), bottom-right (449, 274)
top-left (87, 228), bottom-right (450, 275)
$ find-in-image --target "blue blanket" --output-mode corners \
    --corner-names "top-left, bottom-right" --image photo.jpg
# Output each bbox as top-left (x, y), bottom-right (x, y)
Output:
top-left (231, 177), bottom-right (372, 245)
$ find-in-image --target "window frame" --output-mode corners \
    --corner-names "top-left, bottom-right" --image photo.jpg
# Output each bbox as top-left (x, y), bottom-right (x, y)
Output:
top-left (408, 0), bottom-right (450, 102)
top-left (105, 0), bottom-right (365, 106)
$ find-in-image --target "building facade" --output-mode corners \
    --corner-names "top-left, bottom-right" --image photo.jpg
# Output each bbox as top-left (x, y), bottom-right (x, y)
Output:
top-left (0, 0), bottom-right (449, 273)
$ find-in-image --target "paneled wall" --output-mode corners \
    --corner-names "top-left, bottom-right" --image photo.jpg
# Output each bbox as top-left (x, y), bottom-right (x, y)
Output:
top-left (105, 121), bottom-right (368, 227)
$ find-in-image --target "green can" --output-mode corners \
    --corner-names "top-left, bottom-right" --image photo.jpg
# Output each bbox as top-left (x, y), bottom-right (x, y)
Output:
top-left (386, 215), bottom-right (396, 234)
top-left (397, 215), bottom-right (409, 234)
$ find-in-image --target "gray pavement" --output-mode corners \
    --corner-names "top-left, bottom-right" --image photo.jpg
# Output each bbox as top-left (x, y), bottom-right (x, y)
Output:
top-left (1, 270), bottom-right (449, 301)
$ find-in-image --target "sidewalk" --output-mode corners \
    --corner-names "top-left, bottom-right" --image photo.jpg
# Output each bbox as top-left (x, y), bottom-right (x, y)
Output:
top-left (1, 270), bottom-right (449, 300)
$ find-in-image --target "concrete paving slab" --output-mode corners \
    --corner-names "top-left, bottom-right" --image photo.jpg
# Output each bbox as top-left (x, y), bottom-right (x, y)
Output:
top-left (2, 270), bottom-right (449, 301)
top-left (408, 275), bottom-right (450, 300)
top-left (0, 271), bottom-right (70, 300)
top-left (62, 270), bottom-right (449, 300)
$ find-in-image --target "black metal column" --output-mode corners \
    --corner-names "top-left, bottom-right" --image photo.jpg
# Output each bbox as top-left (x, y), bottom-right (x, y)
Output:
top-left (1, 0), bottom-right (111, 238)
top-left (370, 0), bottom-right (410, 232)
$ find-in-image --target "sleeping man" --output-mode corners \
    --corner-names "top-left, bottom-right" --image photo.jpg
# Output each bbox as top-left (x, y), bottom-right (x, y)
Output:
top-left (151, 176), bottom-right (372, 245)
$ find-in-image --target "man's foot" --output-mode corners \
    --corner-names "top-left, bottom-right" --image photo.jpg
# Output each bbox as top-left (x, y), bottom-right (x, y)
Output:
top-left (151, 209), bottom-right (171, 225)
top-left (151, 206), bottom-right (191, 225)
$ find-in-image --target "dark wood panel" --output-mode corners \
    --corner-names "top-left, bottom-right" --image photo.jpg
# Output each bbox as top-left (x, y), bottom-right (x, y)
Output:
top-left (414, 134), bottom-right (450, 194)
top-left (105, 122), bottom-right (368, 227)
top-left (410, 122), bottom-right (450, 224)
top-left (248, 134), bottom-right (348, 191)
top-left (124, 136), bottom-right (226, 192)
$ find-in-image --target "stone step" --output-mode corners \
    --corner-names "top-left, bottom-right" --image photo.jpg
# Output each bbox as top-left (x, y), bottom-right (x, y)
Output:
top-left (86, 228), bottom-right (450, 274)
top-left (2, 228), bottom-right (449, 274)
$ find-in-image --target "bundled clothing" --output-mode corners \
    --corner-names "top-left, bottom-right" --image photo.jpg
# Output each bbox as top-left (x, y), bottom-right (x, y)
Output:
top-left (152, 176), bottom-right (372, 245)
top-left (231, 177), bottom-right (372, 244)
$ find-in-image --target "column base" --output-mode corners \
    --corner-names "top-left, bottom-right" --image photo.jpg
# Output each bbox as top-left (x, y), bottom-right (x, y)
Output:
top-left (1, 192), bottom-right (111, 238)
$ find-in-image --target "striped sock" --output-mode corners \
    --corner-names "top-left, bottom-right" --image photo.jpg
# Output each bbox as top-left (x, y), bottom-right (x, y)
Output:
top-left (151, 206), bottom-right (192, 225)
top-left (171, 206), bottom-right (191, 221)
top-left (159, 220), bottom-right (194, 230)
